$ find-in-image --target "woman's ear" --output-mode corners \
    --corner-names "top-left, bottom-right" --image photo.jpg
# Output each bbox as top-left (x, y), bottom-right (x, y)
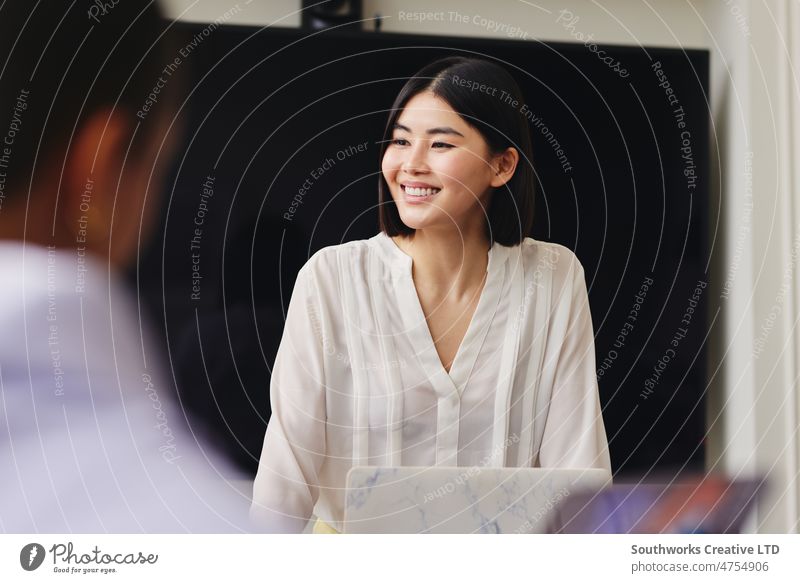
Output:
top-left (490, 147), bottom-right (520, 188)
top-left (62, 107), bottom-right (132, 245)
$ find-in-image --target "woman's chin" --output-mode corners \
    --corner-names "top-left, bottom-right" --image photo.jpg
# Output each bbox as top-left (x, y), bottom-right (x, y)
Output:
top-left (398, 208), bottom-right (464, 233)
top-left (397, 214), bottom-right (433, 231)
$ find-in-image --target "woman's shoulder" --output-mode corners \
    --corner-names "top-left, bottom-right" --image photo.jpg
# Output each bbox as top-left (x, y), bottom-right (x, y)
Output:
top-left (518, 237), bottom-right (584, 274)
top-left (515, 239), bottom-right (589, 319)
top-left (297, 237), bottom-right (376, 282)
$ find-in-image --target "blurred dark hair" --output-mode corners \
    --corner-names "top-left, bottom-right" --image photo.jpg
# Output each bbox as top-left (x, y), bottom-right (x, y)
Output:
top-left (0, 1), bottom-right (184, 200)
top-left (378, 56), bottom-right (535, 246)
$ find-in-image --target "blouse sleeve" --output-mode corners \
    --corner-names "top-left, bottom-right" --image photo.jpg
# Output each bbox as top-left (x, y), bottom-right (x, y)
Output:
top-left (250, 264), bottom-right (327, 533)
top-left (538, 257), bottom-right (612, 476)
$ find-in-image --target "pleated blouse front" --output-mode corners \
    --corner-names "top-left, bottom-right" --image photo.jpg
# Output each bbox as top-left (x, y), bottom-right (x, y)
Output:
top-left (251, 231), bottom-right (611, 533)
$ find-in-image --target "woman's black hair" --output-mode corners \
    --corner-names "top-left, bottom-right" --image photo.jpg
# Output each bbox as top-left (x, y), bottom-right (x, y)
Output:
top-left (378, 56), bottom-right (535, 246)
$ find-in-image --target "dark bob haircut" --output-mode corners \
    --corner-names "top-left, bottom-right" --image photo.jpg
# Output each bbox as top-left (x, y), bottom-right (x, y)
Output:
top-left (378, 56), bottom-right (535, 246)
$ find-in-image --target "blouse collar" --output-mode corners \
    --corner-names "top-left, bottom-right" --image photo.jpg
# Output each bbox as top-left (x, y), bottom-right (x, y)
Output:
top-left (371, 231), bottom-right (509, 276)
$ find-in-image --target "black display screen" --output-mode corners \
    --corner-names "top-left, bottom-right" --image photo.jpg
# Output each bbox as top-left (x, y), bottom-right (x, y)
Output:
top-left (138, 22), bottom-right (710, 478)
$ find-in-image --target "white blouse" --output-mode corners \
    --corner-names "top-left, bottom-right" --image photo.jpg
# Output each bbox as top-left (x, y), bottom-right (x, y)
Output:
top-left (251, 231), bottom-right (611, 532)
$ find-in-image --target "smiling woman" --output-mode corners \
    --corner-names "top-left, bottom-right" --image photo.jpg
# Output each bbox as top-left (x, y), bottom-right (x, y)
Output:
top-left (379, 56), bottom-right (535, 246)
top-left (251, 56), bottom-right (612, 534)
top-left (381, 91), bottom-right (518, 244)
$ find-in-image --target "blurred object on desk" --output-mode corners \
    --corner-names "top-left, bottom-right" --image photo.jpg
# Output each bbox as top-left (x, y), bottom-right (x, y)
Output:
top-left (550, 474), bottom-right (764, 533)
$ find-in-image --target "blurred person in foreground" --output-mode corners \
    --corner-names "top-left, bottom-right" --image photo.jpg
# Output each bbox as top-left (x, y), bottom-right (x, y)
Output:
top-left (0, 1), bottom-right (253, 532)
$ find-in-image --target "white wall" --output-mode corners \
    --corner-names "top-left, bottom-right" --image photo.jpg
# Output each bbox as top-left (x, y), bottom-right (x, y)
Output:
top-left (698, 0), bottom-right (800, 534)
top-left (360, 0), bottom-right (709, 48)
top-left (163, 0), bottom-right (709, 47)
top-left (163, 0), bottom-right (301, 26)
top-left (698, 0), bottom-right (760, 531)
top-left (161, 0), bottom-right (800, 533)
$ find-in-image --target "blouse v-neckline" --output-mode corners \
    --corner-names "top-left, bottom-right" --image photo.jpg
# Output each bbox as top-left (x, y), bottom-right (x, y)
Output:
top-left (373, 231), bottom-right (508, 397)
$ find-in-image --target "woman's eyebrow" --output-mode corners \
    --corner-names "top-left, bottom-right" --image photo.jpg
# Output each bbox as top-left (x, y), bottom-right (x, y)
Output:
top-left (393, 123), bottom-right (464, 137)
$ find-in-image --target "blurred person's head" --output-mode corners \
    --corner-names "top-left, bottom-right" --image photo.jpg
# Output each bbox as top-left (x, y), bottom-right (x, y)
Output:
top-left (379, 56), bottom-right (535, 246)
top-left (0, 0), bottom-right (183, 268)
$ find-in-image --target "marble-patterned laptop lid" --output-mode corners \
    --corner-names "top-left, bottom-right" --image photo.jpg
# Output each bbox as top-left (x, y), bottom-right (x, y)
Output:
top-left (343, 466), bottom-right (611, 534)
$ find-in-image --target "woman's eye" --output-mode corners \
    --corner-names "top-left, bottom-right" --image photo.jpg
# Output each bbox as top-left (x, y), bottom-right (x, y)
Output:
top-left (431, 141), bottom-right (454, 149)
top-left (390, 138), bottom-right (408, 146)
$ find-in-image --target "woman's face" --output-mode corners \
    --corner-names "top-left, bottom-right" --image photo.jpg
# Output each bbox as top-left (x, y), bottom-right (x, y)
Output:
top-left (381, 91), bottom-right (501, 236)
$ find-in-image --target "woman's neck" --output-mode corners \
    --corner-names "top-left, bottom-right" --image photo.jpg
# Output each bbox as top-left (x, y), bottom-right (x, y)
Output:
top-left (393, 226), bottom-right (491, 300)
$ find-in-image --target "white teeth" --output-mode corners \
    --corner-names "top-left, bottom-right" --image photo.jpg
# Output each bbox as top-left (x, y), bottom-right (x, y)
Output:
top-left (403, 186), bottom-right (440, 197)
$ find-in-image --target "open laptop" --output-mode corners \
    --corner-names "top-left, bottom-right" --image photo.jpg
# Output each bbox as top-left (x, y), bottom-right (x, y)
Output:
top-left (343, 466), bottom-right (611, 533)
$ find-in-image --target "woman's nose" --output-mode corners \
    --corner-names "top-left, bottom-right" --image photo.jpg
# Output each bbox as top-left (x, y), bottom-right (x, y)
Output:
top-left (401, 141), bottom-right (430, 173)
